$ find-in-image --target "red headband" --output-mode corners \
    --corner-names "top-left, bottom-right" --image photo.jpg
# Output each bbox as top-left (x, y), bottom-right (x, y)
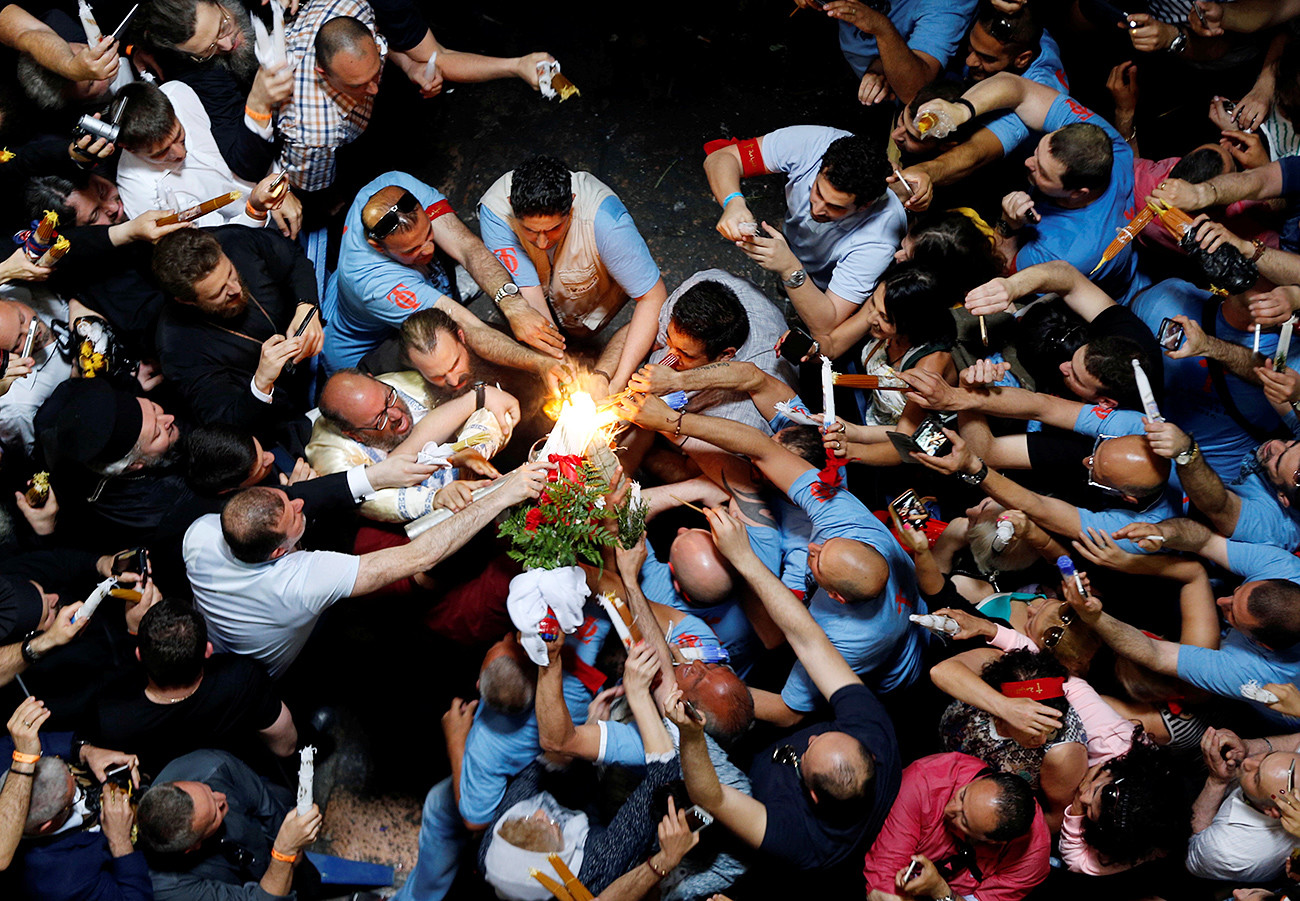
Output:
top-left (1001, 677), bottom-right (1066, 700)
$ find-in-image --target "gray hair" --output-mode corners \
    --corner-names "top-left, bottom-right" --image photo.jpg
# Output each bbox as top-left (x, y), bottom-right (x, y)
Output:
top-left (25, 757), bottom-right (72, 834)
top-left (968, 519), bottom-right (1039, 575)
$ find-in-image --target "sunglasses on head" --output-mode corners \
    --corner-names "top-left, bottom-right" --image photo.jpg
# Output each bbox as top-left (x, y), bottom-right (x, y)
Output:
top-left (1041, 607), bottom-right (1076, 650)
top-left (366, 191), bottom-right (421, 242)
top-left (986, 16), bottom-right (1016, 43)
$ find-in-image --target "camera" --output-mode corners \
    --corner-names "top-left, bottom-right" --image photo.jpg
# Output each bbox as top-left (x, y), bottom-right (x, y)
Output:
top-left (74, 114), bottom-right (119, 144)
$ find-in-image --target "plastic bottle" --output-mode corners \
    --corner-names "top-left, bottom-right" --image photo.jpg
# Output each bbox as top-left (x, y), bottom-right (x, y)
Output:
top-left (1056, 555), bottom-right (1085, 594)
top-left (992, 519), bottom-right (1014, 553)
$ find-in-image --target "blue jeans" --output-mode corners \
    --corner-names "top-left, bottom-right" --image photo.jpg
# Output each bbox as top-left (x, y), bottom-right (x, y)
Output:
top-left (392, 777), bottom-right (469, 901)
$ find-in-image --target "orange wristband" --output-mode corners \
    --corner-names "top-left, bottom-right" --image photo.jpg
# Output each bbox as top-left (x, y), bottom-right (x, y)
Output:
top-left (244, 105), bottom-right (272, 124)
top-left (12, 751), bottom-right (40, 764)
top-left (246, 200), bottom-right (268, 221)
top-left (270, 848), bottom-right (297, 863)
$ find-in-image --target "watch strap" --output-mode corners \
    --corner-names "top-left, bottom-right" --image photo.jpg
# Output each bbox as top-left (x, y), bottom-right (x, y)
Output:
top-left (960, 460), bottom-right (989, 485)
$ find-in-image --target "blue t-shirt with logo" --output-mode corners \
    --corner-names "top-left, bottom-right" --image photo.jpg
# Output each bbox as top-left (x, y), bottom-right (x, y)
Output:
top-left (1228, 454), bottom-right (1300, 550)
top-left (839, 0), bottom-right (979, 77)
top-left (781, 469), bottom-right (925, 711)
top-left (981, 30), bottom-right (1069, 155)
top-left (325, 171), bottom-right (454, 374)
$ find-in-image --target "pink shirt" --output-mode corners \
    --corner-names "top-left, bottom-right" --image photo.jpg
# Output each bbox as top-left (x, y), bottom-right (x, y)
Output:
top-left (1133, 157), bottom-right (1280, 253)
top-left (862, 753), bottom-right (1050, 901)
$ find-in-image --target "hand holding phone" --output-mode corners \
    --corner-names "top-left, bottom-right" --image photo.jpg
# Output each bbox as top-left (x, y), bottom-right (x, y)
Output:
top-left (778, 328), bottom-right (817, 365)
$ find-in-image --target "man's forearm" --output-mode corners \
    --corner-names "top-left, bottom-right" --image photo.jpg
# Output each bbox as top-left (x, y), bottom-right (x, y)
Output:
top-left (1256, 247), bottom-right (1300, 288)
top-left (0, 7), bottom-right (78, 78)
top-left (872, 22), bottom-right (935, 104)
top-left (676, 411), bottom-right (775, 460)
top-left (610, 285), bottom-right (666, 391)
top-left (0, 770), bottom-right (31, 869)
top-left (619, 564), bottom-right (675, 674)
top-left (913, 128), bottom-right (1005, 187)
top-left (259, 857), bottom-right (296, 897)
top-left (787, 281), bottom-right (844, 340)
top-left (1191, 777), bottom-right (1232, 833)
top-left (1178, 454), bottom-right (1239, 532)
top-left (461, 239), bottom-right (512, 298)
top-left (1204, 335), bottom-right (1267, 384)
top-left (703, 151), bottom-right (745, 203)
top-left (1159, 517), bottom-right (1215, 554)
top-left (980, 468), bottom-right (1082, 537)
top-left (732, 554), bottom-right (830, 661)
top-left (1200, 164), bottom-right (1283, 208)
top-left (592, 859), bottom-right (667, 901)
top-left (1221, 0), bottom-right (1300, 32)
top-left (674, 361), bottom-right (765, 395)
top-left (436, 48), bottom-right (525, 83)
top-left (1094, 612), bottom-right (1180, 675)
top-left (535, 662), bottom-right (577, 754)
top-left (680, 730), bottom-right (724, 809)
top-left (456, 309), bottom-right (551, 375)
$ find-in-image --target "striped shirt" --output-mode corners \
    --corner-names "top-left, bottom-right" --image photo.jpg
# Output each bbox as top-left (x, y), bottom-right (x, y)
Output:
top-left (275, 0), bottom-right (387, 192)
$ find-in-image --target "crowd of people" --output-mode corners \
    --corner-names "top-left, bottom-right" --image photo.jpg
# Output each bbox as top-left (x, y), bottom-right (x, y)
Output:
top-left (7, 0), bottom-right (1300, 899)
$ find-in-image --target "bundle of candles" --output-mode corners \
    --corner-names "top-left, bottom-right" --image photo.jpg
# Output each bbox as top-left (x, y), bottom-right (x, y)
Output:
top-left (531, 853), bottom-right (594, 901)
top-left (156, 190), bottom-right (243, 226)
top-left (537, 60), bottom-right (580, 102)
top-left (18, 210), bottom-right (63, 263)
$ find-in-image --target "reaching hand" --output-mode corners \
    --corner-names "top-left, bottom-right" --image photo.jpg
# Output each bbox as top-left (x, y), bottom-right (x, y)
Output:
top-left (614, 390), bottom-right (677, 432)
top-left (856, 71), bottom-right (894, 106)
top-left (702, 506), bottom-right (755, 566)
top-left (1060, 565), bottom-right (1102, 624)
top-left (1200, 726), bottom-right (1245, 781)
top-left (518, 52), bottom-right (556, 89)
top-left (653, 796), bottom-right (701, 872)
top-left (124, 209), bottom-right (194, 244)
top-left (1163, 314), bottom-right (1209, 359)
top-left (1255, 364), bottom-right (1300, 407)
top-left (367, 452), bottom-right (438, 490)
top-left (822, 418), bottom-right (848, 459)
top-left (1149, 177), bottom-right (1210, 211)
top-left (15, 482), bottom-right (58, 536)
top-left (501, 300), bottom-right (565, 359)
top-left (623, 641), bottom-right (662, 698)
top-left (1187, 1), bottom-right (1224, 36)
top-left (448, 449), bottom-right (500, 479)
top-left (279, 457), bottom-right (318, 486)
top-left (1234, 84), bottom-right (1272, 132)
top-left (1142, 417), bottom-right (1192, 460)
top-left (441, 697), bottom-right (478, 746)
top-left (959, 359), bottom-right (1012, 388)
top-left (965, 278), bottom-right (1017, 316)
top-left (909, 428), bottom-right (976, 477)
top-left (1123, 14), bottom-right (1178, 53)
top-left (433, 479), bottom-right (489, 513)
top-left (498, 461), bottom-right (552, 506)
top-left (899, 368), bottom-right (967, 411)
top-left (274, 804), bottom-right (323, 857)
top-left (0, 248), bottom-right (53, 286)
top-left (1001, 191), bottom-right (1039, 229)
top-left (615, 534), bottom-right (649, 582)
top-left (1249, 286), bottom-right (1300, 327)
top-left (1111, 521), bottom-right (1168, 553)
top-left (736, 222), bottom-right (801, 276)
top-left (586, 684), bottom-right (624, 722)
top-left (932, 607), bottom-right (997, 642)
top-left (1106, 61), bottom-right (1139, 117)
top-left (998, 695), bottom-right (1064, 738)
top-left (890, 167), bottom-right (931, 212)
top-left (1221, 129), bottom-right (1269, 169)
top-left (716, 195), bottom-right (757, 243)
top-left (1264, 682), bottom-right (1300, 719)
top-left (7, 696), bottom-right (50, 756)
top-left (1072, 527), bottom-right (1144, 572)
top-left (664, 687), bottom-right (706, 735)
top-left (481, 385), bottom-right (521, 432)
top-left (1189, 214), bottom-right (1252, 257)
top-left (824, 0), bottom-right (892, 34)
top-left (71, 37), bottom-right (120, 82)
top-left (627, 363), bottom-right (682, 396)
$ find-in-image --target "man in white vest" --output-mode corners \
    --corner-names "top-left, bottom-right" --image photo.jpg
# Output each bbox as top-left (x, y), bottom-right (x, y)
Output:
top-left (478, 155), bottom-right (668, 397)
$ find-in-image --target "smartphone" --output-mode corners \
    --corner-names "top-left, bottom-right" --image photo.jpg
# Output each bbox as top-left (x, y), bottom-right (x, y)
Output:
top-left (911, 416), bottom-right (953, 457)
top-left (684, 805), bottom-right (713, 832)
top-left (779, 328), bottom-right (817, 365)
top-left (269, 170), bottom-right (288, 193)
top-left (890, 489), bottom-right (930, 528)
top-left (902, 859), bottom-right (923, 885)
top-left (111, 547), bottom-right (148, 576)
top-left (20, 320), bottom-right (38, 360)
top-left (1157, 317), bottom-right (1184, 352)
top-left (103, 762), bottom-right (133, 791)
top-left (292, 305), bottom-right (318, 338)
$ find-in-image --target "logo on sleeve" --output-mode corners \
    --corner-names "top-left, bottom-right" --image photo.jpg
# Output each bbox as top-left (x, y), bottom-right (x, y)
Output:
top-left (1092, 406), bottom-right (1112, 420)
top-left (386, 284), bottom-right (419, 310)
top-left (1065, 98), bottom-right (1093, 121)
top-left (494, 248), bottom-right (518, 273)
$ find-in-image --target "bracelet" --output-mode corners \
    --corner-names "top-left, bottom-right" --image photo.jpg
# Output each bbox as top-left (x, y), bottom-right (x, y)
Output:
top-left (1208, 182), bottom-right (1220, 205)
top-left (955, 97), bottom-right (977, 120)
top-left (1123, 125), bottom-right (1137, 143)
top-left (1265, 737), bottom-right (1275, 753)
top-left (245, 200), bottom-right (268, 221)
top-left (270, 848), bottom-right (298, 863)
top-left (592, 369), bottom-right (611, 382)
top-left (720, 191), bottom-right (744, 208)
top-left (1252, 238), bottom-right (1267, 262)
top-left (12, 751), bottom-right (40, 765)
top-left (7, 766), bottom-right (34, 776)
top-left (244, 105), bottom-right (272, 124)
top-left (646, 858), bottom-right (668, 879)
top-left (673, 412), bottom-right (684, 438)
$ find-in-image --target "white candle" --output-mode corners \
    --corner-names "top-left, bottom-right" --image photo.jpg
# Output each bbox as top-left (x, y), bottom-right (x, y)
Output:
top-left (270, 0), bottom-right (286, 65)
top-left (1254, 323), bottom-right (1261, 354)
top-left (71, 576), bottom-right (117, 626)
top-left (423, 51), bottom-right (438, 87)
top-left (596, 592), bottom-right (633, 650)
top-left (1131, 359), bottom-right (1162, 421)
top-left (79, 0), bottom-right (102, 43)
top-left (820, 355), bottom-right (835, 431)
top-left (296, 745), bottom-right (315, 815)
top-left (1276, 316), bottom-right (1295, 372)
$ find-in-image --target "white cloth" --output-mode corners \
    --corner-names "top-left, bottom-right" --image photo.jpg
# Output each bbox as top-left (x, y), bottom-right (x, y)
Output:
top-left (116, 81), bottom-right (267, 228)
top-left (183, 514), bottom-right (360, 678)
top-left (0, 287), bottom-right (71, 454)
top-left (1185, 785), bottom-right (1292, 882)
top-left (483, 792), bottom-right (588, 901)
top-left (507, 566), bottom-right (591, 666)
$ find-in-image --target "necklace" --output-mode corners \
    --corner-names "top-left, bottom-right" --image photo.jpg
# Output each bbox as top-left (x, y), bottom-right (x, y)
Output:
top-left (208, 294), bottom-right (277, 347)
top-left (145, 681), bottom-right (201, 705)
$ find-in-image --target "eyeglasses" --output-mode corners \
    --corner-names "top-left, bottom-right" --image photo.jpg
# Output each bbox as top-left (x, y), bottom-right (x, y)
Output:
top-left (1041, 607), bottom-right (1076, 650)
top-left (359, 385), bottom-right (399, 431)
top-left (188, 7), bottom-right (235, 62)
top-left (772, 744), bottom-right (805, 787)
top-left (1085, 433), bottom-right (1126, 498)
top-left (1099, 776), bottom-right (1127, 817)
top-left (986, 16), bottom-right (1017, 43)
top-left (365, 191), bottom-right (421, 241)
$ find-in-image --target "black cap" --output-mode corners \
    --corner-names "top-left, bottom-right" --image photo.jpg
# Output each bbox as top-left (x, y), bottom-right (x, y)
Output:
top-left (35, 380), bottom-right (144, 469)
top-left (0, 577), bottom-right (44, 645)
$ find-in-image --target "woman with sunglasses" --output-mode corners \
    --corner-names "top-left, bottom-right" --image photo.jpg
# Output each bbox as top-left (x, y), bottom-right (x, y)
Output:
top-left (933, 647), bottom-right (1087, 833)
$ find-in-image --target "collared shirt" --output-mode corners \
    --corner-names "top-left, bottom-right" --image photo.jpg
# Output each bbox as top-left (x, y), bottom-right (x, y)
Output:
top-left (863, 753), bottom-right (1050, 901)
top-left (1186, 785), bottom-right (1292, 882)
top-left (275, 0), bottom-right (388, 192)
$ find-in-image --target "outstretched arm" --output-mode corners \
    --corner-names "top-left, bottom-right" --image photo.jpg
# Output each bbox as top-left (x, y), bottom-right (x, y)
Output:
top-left (968, 261), bottom-right (1117, 323)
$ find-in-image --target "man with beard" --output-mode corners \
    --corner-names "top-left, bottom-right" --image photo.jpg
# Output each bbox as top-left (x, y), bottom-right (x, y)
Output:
top-left (133, 0), bottom-right (292, 182)
top-left (33, 379), bottom-right (192, 550)
top-left (308, 368), bottom-right (517, 523)
top-left (151, 227), bottom-right (324, 447)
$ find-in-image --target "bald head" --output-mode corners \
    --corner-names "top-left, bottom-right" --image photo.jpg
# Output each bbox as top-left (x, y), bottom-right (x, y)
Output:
top-left (361, 185), bottom-right (413, 234)
top-left (817, 537), bottom-right (888, 604)
top-left (319, 370), bottom-right (379, 428)
top-left (677, 661), bottom-right (753, 745)
top-left (317, 370), bottom-right (412, 451)
top-left (1091, 435), bottom-right (1170, 500)
top-left (669, 529), bottom-right (735, 606)
top-left (315, 16), bottom-right (376, 73)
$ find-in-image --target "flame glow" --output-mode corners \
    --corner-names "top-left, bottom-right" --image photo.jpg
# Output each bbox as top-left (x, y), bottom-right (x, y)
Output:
top-left (538, 391), bottom-right (619, 460)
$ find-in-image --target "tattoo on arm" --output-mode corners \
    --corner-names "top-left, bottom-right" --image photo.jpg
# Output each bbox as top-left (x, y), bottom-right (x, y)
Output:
top-left (721, 471), bottom-right (778, 528)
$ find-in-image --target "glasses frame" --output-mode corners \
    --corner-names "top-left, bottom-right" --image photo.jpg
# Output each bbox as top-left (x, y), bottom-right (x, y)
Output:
top-left (1041, 606), bottom-right (1076, 650)
top-left (358, 385), bottom-right (399, 431)
top-left (365, 191), bottom-right (422, 242)
top-left (188, 6), bottom-right (234, 62)
top-left (772, 744), bottom-right (805, 789)
top-left (1085, 433), bottom-right (1127, 498)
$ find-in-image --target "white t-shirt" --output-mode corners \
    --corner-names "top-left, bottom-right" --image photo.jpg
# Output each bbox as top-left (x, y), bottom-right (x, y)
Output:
top-left (183, 514), bottom-right (360, 678)
top-left (0, 286), bottom-right (70, 454)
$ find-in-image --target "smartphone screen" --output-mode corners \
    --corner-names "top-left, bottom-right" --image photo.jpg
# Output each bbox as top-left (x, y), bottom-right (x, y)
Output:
top-left (1157, 317), bottom-right (1184, 352)
top-left (779, 329), bottom-right (816, 365)
top-left (891, 489), bottom-right (930, 527)
top-left (911, 417), bottom-right (952, 457)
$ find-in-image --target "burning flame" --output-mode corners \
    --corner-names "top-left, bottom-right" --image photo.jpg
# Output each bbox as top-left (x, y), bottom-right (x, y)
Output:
top-left (537, 391), bottom-right (619, 460)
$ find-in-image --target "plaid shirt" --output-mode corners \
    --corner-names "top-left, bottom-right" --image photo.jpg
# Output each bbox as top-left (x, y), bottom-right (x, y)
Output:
top-left (275, 0), bottom-right (387, 192)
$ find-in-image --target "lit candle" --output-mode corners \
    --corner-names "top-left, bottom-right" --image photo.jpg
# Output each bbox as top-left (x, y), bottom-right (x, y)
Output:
top-left (78, 0), bottom-right (102, 43)
top-left (820, 355), bottom-right (835, 431)
top-left (36, 236), bottom-right (70, 268)
top-left (71, 576), bottom-right (117, 626)
top-left (296, 745), bottom-right (315, 815)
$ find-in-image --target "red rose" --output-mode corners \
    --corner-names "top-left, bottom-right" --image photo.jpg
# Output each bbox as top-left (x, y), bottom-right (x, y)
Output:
top-left (525, 508), bottom-right (545, 532)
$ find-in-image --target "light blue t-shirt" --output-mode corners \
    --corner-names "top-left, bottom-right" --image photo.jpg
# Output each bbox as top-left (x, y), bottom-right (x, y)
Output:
top-left (781, 469), bottom-right (925, 711)
top-left (839, 0), bottom-right (979, 78)
top-left (477, 196), bottom-right (660, 300)
top-left (760, 126), bottom-right (907, 305)
top-left (458, 609), bottom-right (611, 824)
top-left (981, 30), bottom-right (1069, 155)
top-left (324, 171), bottom-right (455, 375)
top-left (1013, 95), bottom-right (1147, 305)
top-left (1131, 279), bottom-right (1294, 480)
top-left (1228, 454), bottom-right (1300, 550)
top-left (1182, 540), bottom-right (1300, 727)
top-left (640, 536), bottom-right (772, 678)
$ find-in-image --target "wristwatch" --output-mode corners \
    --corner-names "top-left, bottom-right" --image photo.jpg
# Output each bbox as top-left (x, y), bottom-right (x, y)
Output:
top-left (1175, 438), bottom-right (1200, 466)
top-left (1168, 26), bottom-right (1188, 54)
top-left (782, 268), bottom-right (807, 289)
top-left (492, 282), bottom-right (521, 307)
top-left (20, 632), bottom-right (43, 664)
top-left (474, 381), bottom-right (486, 410)
top-left (960, 459), bottom-right (989, 486)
